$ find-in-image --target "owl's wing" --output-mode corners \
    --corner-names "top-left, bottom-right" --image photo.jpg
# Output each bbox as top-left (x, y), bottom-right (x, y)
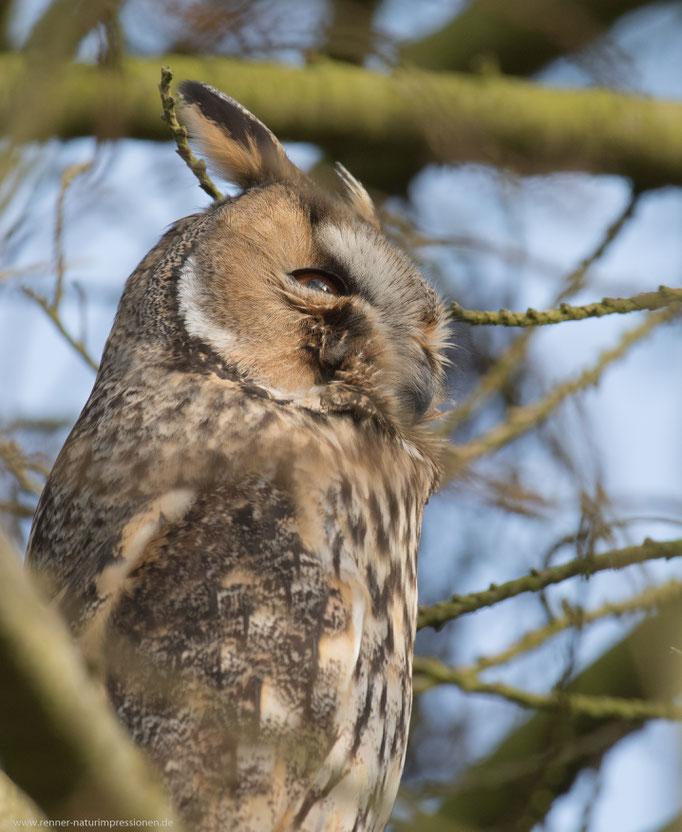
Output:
top-left (94, 476), bottom-right (372, 831)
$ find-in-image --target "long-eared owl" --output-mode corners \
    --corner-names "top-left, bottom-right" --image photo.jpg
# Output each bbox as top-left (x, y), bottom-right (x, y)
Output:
top-left (27, 81), bottom-right (448, 831)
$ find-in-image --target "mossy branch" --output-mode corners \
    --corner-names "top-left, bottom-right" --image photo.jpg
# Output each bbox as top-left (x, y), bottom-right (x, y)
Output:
top-left (449, 286), bottom-right (682, 327)
top-left (412, 656), bottom-right (682, 721)
top-left (438, 190), bottom-right (640, 436)
top-left (473, 579), bottom-right (682, 671)
top-left (0, 533), bottom-right (180, 825)
top-left (447, 305), bottom-right (679, 466)
top-left (422, 604), bottom-right (682, 830)
top-left (417, 537), bottom-right (682, 630)
top-left (158, 66), bottom-right (223, 201)
top-left (3, 55), bottom-right (682, 191)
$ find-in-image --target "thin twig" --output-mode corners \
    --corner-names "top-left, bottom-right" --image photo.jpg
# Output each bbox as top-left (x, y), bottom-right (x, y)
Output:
top-left (158, 66), bottom-right (223, 201)
top-left (447, 305), bottom-right (679, 466)
top-left (412, 656), bottom-right (682, 721)
top-left (22, 287), bottom-right (99, 371)
top-left (472, 579), bottom-right (682, 671)
top-left (439, 190), bottom-right (642, 435)
top-left (21, 162), bottom-right (99, 372)
top-left (450, 286), bottom-right (682, 327)
top-left (0, 440), bottom-right (48, 494)
top-left (417, 537), bottom-right (682, 630)
top-left (559, 188), bottom-right (640, 301)
top-left (53, 163), bottom-right (90, 308)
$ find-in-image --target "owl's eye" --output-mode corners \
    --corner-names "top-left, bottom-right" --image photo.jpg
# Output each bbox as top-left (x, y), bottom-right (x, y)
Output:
top-left (289, 269), bottom-right (346, 297)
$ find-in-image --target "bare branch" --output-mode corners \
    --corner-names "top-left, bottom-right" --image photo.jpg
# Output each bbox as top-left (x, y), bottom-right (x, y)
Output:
top-left (52, 163), bottom-right (90, 308)
top-left (159, 66), bottom-right (223, 201)
top-left (447, 306), bottom-right (679, 467)
top-left (0, 532), bottom-right (180, 825)
top-left (22, 286), bottom-right (99, 371)
top-left (417, 537), bottom-right (682, 630)
top-left (473, 579), bottom-right (682, 671)
top-left (2, 57), bottom-right (682, 190)
top-left (449, 286), bottom-right (682, 327)
top-left (20, 161), bottom-right (99, 372)
top-left (413, 656), bottom-right (682, 720)
top-left (0, 440), bottom-right (47, 495)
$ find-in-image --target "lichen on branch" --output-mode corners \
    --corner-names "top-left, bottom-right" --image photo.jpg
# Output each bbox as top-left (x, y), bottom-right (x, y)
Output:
top-left (412, 656), bottom-right (682, 721)
top-left (158, 66), bottom-right (223, 201)
top-left (449, 286), bottom-right (682, 327)
top-left (417, 537), bottom-right (682, 630)
top-left (2, 55), bottom-right (682, 190)
top-left (445, 305), bottom-right (680, 467)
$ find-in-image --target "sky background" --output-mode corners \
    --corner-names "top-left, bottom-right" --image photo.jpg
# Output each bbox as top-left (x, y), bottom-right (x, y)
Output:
top-left (1, 2), bottom-right (682, 830)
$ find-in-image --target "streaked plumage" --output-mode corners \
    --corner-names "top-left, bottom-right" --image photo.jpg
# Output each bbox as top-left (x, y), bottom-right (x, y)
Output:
top-left (27, 82), bottom-right (448, 831)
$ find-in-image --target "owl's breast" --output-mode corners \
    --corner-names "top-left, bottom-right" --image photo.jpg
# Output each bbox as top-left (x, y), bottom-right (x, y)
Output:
top-left (298, 441), bottom-right (421, 831)
top-left (30, 370), bottom-right (431, 832)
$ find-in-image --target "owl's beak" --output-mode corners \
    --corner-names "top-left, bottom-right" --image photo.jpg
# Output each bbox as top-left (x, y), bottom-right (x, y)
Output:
top-left (401, 352), bottom-right (434, 422)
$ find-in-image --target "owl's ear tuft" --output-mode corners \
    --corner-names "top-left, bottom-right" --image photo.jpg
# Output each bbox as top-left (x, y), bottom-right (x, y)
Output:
top-left (178, 81), bottom-right (300, 189)
top-left (335, 163), bottom-right (380, 230)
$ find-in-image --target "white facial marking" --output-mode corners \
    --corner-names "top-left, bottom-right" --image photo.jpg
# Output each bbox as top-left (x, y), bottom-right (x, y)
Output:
top-left (177, 256), bottom-right (236, 356)
top-left (316, 223), bottom-right (392, 296)
top-left (316, 222), bottom-right (425, 321)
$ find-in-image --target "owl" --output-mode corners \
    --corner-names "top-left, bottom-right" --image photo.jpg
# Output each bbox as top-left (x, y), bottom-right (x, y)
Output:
top-left (27, 82), bottom-right (448, 831)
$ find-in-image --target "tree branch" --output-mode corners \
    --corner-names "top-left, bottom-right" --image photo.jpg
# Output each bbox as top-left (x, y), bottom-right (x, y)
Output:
top-left (22, 287), bottom-right (99, 372)
top-left (2, 55), bottom-right (682, 190)
top-left (413, 657), bottom-right (682, 720)
top-left (22, 0), bottom-right (122, 66)
top-left (159, 65), bottom-right (223, 201)
top-left (447, 305), bottom-right (679, 467)
top-left (400, 0), bottom-right (654, 76)
top-left (20, 161), bottom-right (99, 372)
top-left (473, 579), bottom-right (682, 671)
top-left (324, 0), bottom-right (382, 65)
top-left (417, 537), bottom-right (682, 630)
top-left (0, 769), bottom-right (44, 823)
top-left (449, 286), bottom-right (682, 327)
top-left (0, 0), bottom-right (12, 51)
top-left (407, 604), bottom-right (682, 831)
top-left (0, 532), bottom-right (180, 824)
top-left (0, 439), bottom-right (47, 494)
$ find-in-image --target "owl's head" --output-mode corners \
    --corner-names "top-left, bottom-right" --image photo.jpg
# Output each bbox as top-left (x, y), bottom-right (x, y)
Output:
top-left (173, 81), bottom-right (448, 432)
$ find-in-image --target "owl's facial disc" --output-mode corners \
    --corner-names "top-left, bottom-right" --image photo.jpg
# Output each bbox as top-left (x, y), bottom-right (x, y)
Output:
top-left (399, 352), bottom-right (435, 420)
top-left (175, 186), bottom-right (447, 429)
top-left (311, 220), bottom-right (447, 425)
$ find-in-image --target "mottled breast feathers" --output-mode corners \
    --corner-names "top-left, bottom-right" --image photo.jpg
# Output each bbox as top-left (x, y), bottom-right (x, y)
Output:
top-left (26, 80), bottom-right (449, 832)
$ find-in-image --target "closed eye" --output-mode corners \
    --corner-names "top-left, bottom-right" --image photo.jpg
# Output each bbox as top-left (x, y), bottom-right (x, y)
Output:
top-left (289, 269), bottom-right (347, 297)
